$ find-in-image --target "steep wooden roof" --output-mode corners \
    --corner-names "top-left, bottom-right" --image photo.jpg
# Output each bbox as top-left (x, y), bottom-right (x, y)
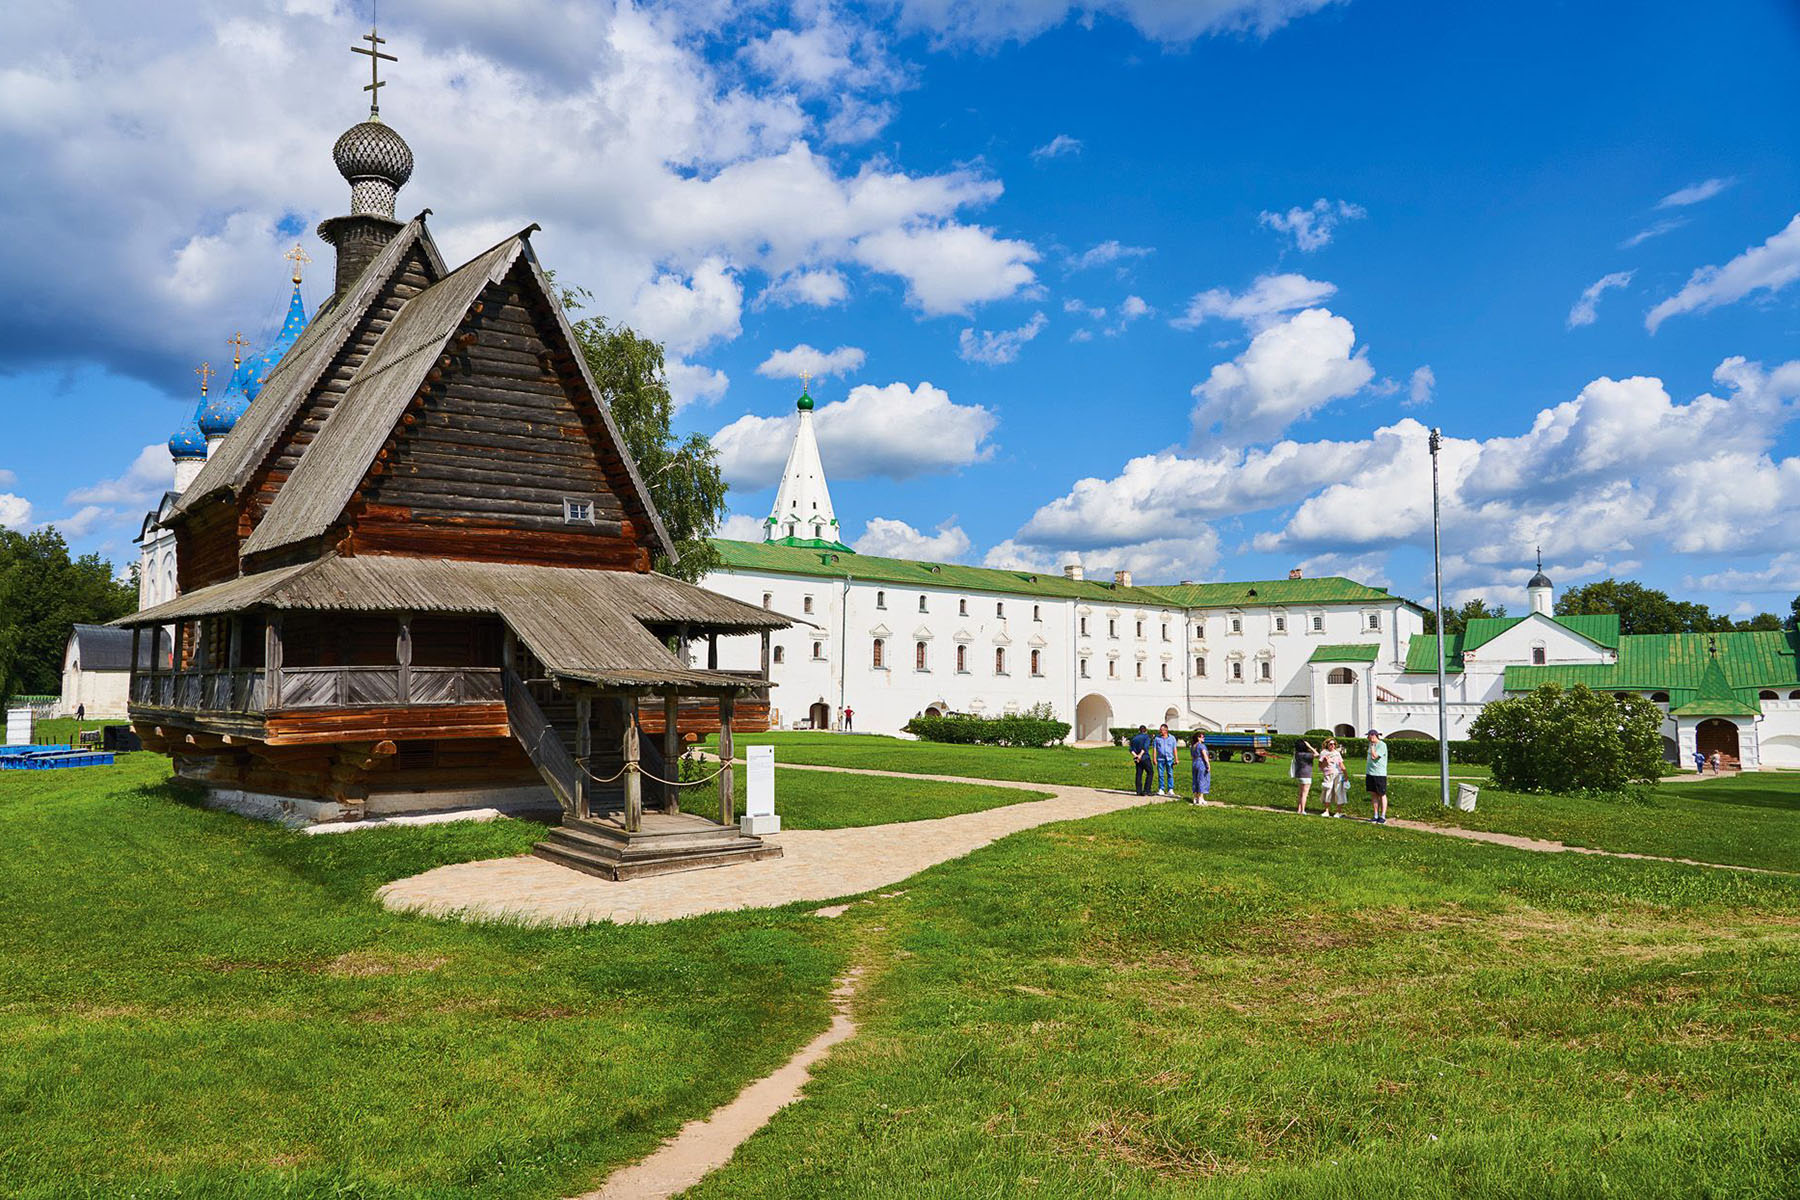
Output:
top-left (170, 216), bottom-right (448, 519)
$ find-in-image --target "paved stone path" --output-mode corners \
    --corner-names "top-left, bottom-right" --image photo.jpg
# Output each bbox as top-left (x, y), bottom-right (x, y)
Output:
top-left (377, 777), bottom-right (1152, 925)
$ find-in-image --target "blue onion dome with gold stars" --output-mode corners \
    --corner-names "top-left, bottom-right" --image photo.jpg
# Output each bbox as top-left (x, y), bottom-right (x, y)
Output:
top-left (168, 411), bottom-right (207, 460)
top-left (198, 357), bottom-right (253, 438)
top-left (245, 278), bottom-right (309, 398)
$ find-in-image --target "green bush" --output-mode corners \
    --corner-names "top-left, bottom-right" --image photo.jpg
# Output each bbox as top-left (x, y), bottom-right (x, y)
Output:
top-left (1469, 683), bottom-right (1663, 793)
top-left (905, 713), bottom-right (1072, 747)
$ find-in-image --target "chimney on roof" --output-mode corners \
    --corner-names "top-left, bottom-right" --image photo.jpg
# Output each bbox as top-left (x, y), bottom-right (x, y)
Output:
top-left (1114, 569), bottom-right (1132, 587)
top-left (1288, 567), bottom-right (1303, 580)
top-left (1063, 562), bottom-right (1084, 581)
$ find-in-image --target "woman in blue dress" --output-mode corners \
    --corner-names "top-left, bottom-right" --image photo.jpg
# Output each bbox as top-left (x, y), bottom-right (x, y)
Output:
top-left (1189, 732), bottom-right (1212, 805)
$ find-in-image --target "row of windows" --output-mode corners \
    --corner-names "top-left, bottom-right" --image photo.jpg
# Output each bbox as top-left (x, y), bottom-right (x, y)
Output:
top-left (766, 590), bottom-right (1048, 622)
top-left (868, 639), bottom-right (1044, 677)
top-left (763, 592), bottom-right (1387, 638)
top-left (1193, 611), bottom-right (1380, 638)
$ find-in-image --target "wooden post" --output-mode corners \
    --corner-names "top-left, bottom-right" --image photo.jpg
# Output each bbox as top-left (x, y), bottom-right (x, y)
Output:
top-left (676, 623), bottom-right (691, 667)
top-left (623, 712), bottom-right (643, 833)
top-left (663, 691), bottom-right (681, 814)
top-left (718, 694), bottom-right (735, 828)
top-left (397, 615), bottom-right (413, 705)
top-left (760, 630), bottom-right (771, 683)
top-left (266, 616), bottom-right (283, 709)
top-left (708, 633), bottom-right (719, 670)
top-left (574, 691), bottom-right (592, 820)
top-left (130, 626), bottom-right (142, 704)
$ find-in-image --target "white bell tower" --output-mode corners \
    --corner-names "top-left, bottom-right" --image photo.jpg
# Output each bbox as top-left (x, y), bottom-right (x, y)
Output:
top-left (765, 374), bottom-right (848, 550)
top-left (1527, 548), bottom-right (1553, 616)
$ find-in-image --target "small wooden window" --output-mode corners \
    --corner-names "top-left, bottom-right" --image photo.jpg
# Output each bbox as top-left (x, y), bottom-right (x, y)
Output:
top-left (1531, 645), bottom-right (1546, 665)
top-left (563, 498), bottom-right (593, 524)
top-left (1030, 649), bottom-right (1042, 675)
top-left (1231, 661), bottom-right (1243, 680)
top-left (872, 638), bottom-right (886, 669)
top-left (915, 641), bottom-right (928, 671)
top-left (995, 647), bottom-right (1007, 675)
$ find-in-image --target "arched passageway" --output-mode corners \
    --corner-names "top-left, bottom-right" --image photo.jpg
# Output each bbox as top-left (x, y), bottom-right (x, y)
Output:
top-left (808, 701), bottom-right (831, 730)
top-left (1075, 693), bottom-right (1114, 743)
top-left (1696, 719), bottom-right (1740, 764)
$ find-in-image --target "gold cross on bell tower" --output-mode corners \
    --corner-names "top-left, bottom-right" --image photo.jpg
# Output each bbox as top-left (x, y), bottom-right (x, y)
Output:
top-left (285, 243), bottom-right (311, 284)
top-left (195, 361), bottom-right (214, 395)
top-left (352, 24), bottom-right (398, 118)
top-left (226, 331), bottom-right (248, 367)
top-left (799, 369), bottom-right (812, 395)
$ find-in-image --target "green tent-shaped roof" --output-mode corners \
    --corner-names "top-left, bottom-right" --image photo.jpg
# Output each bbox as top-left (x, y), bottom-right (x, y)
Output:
top-left (1669, 653), bottom-right (1763, 717)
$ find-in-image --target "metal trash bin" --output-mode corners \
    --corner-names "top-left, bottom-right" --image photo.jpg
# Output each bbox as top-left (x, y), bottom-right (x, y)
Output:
top-left (1456, 782), bottom-right (1479, 812)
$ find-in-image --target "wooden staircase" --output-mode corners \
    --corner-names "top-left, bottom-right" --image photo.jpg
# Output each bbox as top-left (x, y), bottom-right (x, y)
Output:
top-left (505, 669), bottom-right (780, 880)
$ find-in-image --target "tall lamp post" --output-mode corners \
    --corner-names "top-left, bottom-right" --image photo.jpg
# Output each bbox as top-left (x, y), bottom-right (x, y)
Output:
top-left (1429, 428), bottom-right (1451, 808)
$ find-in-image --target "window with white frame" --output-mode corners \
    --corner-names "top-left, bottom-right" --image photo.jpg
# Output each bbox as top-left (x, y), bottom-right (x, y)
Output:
top-left (875, 590), bottom-right (886, 609)
top-left (996, 602), bottom-right (1005, 618)
top-left (1032, 605), bottom-right (1042, 621)
top-left (872, 638), bottom-right (886, 669)
top-left (1273, 611), bottom-right (1287, 633)
top-left (1030, 649), bottom-right (1042, 676)
top-left (1311, 612), bottom-right (1324, 633)
top-left (1108, 660), bottom-right (1117, 678)
top-left (1161, 662), bottom-right (1170, 681)
top-left (1229, 612), bottom-right (1243, 634)
top-left (1135, 661), bottom-right (1143, 679)
top-left (1161, 622), bottom-right (1169, 641)
top-left (1108, 619), bottom-right (1118, 638)
top-left (995, 647), bottom-right (1007, 675)
top-left (1259, 659), bottom-right (1272, 681)
top-left (761, 591), bottom-right (772, 609)
top-left (956, 644), bottom-right (968, 673)
top-left (1194, 656), bottom-right (1206, 677)
top-left (919, 595), bottom-right (929, 613)
top-left (915, 640), bottom-right (928, 671)
top-left (1193, 620), bottom-right (1205, 640)
top-left (1366, 610), bottom-right (1381, 631)
top-left (811, 641), bottom-right (824, 660)
top-left (803, 594), bottom-right (814, 614)
top-left (562, 498), bottom-right (593, 524)
top-left (1135, 619), bottom-right (1144, 638)
top-left (1531, 643), bottom-right (1546, 665)
top-left (772, 645), bottom-right (785, 664)
top-left (1079, 616), bottom-right (1089, 636)
top-left (1079, 656), bottom-right (1090, 678)
top-left (958, 598), bottom-right (968, 616)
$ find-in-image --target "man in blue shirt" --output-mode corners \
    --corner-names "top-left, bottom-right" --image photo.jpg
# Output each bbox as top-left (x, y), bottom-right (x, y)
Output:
top-left (1366, 730), bottom-right (1390, 824)
top-left (1152, 724), bottom-right (1179, 797)
top-left (1128, 725), bottom-right (1153, 795)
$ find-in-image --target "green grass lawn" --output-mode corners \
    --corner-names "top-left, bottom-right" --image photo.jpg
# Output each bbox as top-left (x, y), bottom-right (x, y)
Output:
top-left (686, 802), bottom-right (1800, 1198)
top-left (709, 733), bottom-right (1796, 873)
top-left (714, 767), bottom-right (1048, 829)
top-left (0, 756), bottom-right (850, 1200)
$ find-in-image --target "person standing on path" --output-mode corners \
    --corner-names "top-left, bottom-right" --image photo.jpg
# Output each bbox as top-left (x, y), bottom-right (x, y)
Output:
top-left (1292, 739), bottom-right (1316, 814)
top-left (842, 707), bottom-right (853, 732)
top-left (1319, 738), bottom-right (1347, 817)
top-left (1692, 748), bottom-right (1707, 774)
top-left (1189, 732), bottom-right (1212, 805)
top-left (1366, 730), bottom-right (1390, 824)
top-left (1129, 725), bottom-right (1154, 795)
top-left (1152, 724), bottom-right (1179, 797)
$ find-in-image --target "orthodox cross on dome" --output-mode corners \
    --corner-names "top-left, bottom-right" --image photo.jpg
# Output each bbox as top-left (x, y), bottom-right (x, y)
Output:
top-left (1536, 545), bottom-right (1543, 573)
top-left (195, 361), bottom-right (213, 395)
top-left (352, 24), bottom-right (397, 118)
top-left (799, 369), bottom-right (812, 395)
top-left (285, 243), bottom-right (312, 284)
top-left (226, 331), bottom-right (248, 367)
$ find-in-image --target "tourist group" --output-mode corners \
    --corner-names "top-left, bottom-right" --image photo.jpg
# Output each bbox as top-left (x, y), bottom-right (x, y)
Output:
top-left (1127, 725), bottom-right (1394, 824)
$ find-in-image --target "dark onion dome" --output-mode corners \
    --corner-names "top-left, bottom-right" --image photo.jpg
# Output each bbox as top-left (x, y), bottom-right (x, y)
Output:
top-left (332, 117), bottom-right (413, 188)
top-left (1527, 570), bottom-right (1552, 589)
top-left (169, 411), bottom-right (207, 460)
top-left (796, 388), bottom-right (814, 412)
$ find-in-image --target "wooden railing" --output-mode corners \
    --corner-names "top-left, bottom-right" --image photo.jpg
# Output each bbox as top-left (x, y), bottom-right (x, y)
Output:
top-left (502, 668), bottom-right (580, 815)
top-left (131, 666), bottom-right (503, 713)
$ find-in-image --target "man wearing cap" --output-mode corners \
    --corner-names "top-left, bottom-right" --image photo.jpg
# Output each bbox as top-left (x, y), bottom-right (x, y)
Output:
top-left (1365, 730), bottom-right (1390, 824)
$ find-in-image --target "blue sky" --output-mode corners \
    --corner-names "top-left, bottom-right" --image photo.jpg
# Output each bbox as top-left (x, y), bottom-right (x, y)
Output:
top-left (3, 1), bottom-right (1799, 615)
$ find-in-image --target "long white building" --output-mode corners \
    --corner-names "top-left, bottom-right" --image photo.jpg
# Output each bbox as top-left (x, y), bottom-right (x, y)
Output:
top-left (703, 387), bottom-right (1800, 769)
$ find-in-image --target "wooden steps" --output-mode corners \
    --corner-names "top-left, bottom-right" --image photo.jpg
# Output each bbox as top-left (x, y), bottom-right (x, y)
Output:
top-left (531, 812), bottom-right (782, 880)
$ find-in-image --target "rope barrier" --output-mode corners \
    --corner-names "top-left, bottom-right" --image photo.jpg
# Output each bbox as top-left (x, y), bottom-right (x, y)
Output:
top-left (573, 756), bottom-right (728, 788)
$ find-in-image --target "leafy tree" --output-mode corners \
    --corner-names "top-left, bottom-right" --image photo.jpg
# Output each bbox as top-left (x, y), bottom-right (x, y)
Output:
top-left (1736, 612), bottom-right (1783, 632)
top-left (1423, 597), bottom-right (1507, 636)
top-left (1556, 578), bottom-right (1735, 635)
top-left (1469, 683), bottom-right (1664, 793)
top-left (1787, 595), bottom-right (1800, 632)
top-left (0, 527), bottom-right (136, 699)
top-left (554, 279), bottom-right (729, 583)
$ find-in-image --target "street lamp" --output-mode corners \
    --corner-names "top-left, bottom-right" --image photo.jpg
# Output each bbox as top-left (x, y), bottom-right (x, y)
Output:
top-left (1429, 427), bottom-right (1450, 808)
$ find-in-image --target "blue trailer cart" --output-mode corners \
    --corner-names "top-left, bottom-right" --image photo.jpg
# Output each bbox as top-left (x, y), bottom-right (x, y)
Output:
top-left (0, 744), bottom-right (71, 755)
top-left (1206, 732), bottom-right (1272, 762)
top-left (1, 749), bottom-right (113, 770)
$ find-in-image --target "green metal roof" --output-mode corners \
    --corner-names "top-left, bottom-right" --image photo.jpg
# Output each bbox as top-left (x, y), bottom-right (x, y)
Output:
top-left (709, 539), bottom-right (1417, 609)
top-left (1403, 613), bottom-right (1624, 673)
top-left (1502, 629), bottom-right (1799, 713)
top-left (1309, 643), bottom-right (1382, 663)
top-left (1669, 654), bottom-right (1763, 717)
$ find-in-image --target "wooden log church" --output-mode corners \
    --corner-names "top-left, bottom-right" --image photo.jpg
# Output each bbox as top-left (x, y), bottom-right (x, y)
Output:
top-left (118, 33), bottom-right (787, 879)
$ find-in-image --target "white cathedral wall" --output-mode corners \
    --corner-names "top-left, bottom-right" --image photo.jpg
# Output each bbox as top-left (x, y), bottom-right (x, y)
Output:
top-left (706, 564), bottom-right (1427, 740)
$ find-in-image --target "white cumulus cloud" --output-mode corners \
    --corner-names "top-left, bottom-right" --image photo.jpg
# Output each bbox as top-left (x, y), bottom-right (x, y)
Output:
top-left (714, 380), bottom-right (998, 489)
top-left (854, 517), bottom-right (973, 560)
top-left (1258, 198), bottom-right (1366, 252)
top-left (854, 223), bottom-right (1041, 315)
top-left (1646, 213), bottom-right (1800, 332)
top-left (757, 344), bottom-right (867, 380)
top-left (1067, 240), bottom-right (1154, 270)
top-left (1406, 364), bottom-right (1435, 408)
top-left (1172, 273), bottom-right (1337, 331)
top-left (959, 311), bottom-right (1048, 365)
top-left (1567, 270), bottom-right (1634, 328)
top-left (1190, 308), bottom-right (1374, 443)
top-left (66, 444), bottom-right (174, 509)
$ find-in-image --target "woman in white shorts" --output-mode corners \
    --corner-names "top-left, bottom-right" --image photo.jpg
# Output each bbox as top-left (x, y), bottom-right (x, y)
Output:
top-left (1318, 738), bottom-right (1348, 817)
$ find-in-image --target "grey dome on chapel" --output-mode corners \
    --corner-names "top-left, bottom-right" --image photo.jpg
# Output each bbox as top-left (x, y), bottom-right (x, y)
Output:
top-left (1527, 570), bottom-right (1553, 589)
top-left (333, 118), bottom-right (414, 188)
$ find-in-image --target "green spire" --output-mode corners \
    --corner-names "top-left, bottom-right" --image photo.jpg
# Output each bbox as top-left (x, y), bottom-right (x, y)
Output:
top-left (1671, 649), bottom-right (1761, 717)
